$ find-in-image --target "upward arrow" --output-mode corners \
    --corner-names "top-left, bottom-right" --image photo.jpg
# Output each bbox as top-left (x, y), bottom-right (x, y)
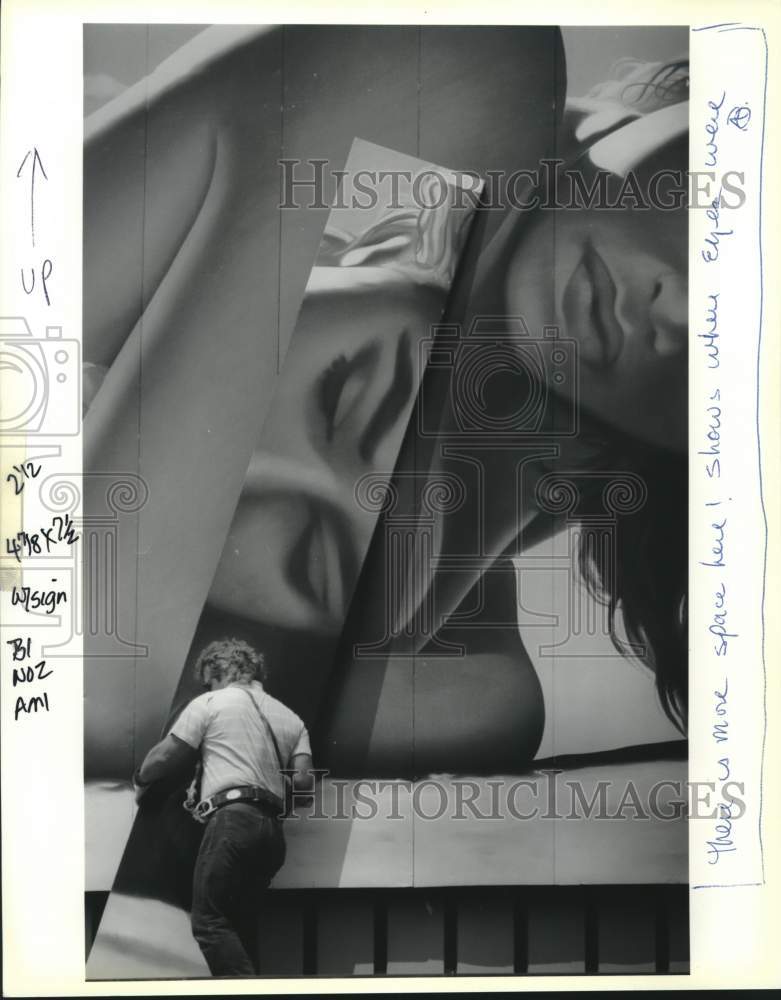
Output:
top-left (16, 147), bottom-right (48, 248)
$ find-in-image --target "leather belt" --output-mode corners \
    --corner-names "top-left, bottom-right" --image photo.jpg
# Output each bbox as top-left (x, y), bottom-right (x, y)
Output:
top-left (189, 784), bottom-right (284, 823)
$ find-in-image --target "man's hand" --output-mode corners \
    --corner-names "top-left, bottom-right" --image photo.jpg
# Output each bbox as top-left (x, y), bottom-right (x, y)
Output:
top-left (287, 753), bottom-right (316, 809)
top-left (135, 732), bottom-right (199, 796)
top-left (132, 767), bottom-right (150, 805)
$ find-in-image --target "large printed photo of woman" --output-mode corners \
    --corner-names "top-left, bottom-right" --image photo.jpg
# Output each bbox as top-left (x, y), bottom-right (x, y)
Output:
top-left (82, 25), bottom-right (690, 978)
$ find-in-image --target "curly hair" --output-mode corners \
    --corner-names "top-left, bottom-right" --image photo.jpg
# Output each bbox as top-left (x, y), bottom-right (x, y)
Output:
top-left (316, 171), bottom-right (472, 288)
top-left (574, 424), bottom-right (688, 732)
top-left (194, 637), bottom-right (267, 687)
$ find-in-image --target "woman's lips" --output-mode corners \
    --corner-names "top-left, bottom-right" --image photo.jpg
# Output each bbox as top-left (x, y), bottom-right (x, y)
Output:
top-left (561, 241), bottom-right (625, 368)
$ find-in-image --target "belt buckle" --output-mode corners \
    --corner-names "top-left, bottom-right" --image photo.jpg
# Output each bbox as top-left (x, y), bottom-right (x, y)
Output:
top-left (194, 798), bottom-right (217, 823)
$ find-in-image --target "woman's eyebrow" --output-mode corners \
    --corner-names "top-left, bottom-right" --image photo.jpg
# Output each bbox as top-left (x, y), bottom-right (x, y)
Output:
top-left (359, 328), bottom-right (413, 464)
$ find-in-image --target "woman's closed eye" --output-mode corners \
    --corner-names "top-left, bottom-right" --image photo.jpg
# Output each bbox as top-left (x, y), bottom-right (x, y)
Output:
top-left (315, 330), bottom-right (414, 464)
top-left (318, 341), bottom-right (380, 442)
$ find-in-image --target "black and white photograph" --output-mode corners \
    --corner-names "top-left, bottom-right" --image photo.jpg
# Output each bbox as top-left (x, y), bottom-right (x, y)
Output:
top-left (0, 0), bottom-right (778, 991)
top-left (76, 23), bottom-right (696, 979)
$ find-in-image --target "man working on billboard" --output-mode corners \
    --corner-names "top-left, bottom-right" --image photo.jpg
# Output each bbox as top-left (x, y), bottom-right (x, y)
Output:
top-left (133, 637), bottom-right (314, 977)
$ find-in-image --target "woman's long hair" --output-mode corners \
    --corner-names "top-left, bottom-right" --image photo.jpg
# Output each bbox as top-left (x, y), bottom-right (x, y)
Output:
top-left (572, 421), bottom-right (688, 731)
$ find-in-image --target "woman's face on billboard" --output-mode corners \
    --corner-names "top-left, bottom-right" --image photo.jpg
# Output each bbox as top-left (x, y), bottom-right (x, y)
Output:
top-left (504, 151), bottom-right (688, 453)
top-left (207, 268), bottom-right (442, 635)
top-left (207, 141), bottom-right (689, 638)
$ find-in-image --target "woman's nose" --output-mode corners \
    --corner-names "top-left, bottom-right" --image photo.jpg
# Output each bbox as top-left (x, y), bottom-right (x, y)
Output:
top-left (649, 271), bottom-right (687, 356)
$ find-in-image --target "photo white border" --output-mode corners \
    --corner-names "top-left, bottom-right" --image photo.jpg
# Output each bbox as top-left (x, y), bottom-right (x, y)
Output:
top-left (1, 0), bottom-right (779, 993)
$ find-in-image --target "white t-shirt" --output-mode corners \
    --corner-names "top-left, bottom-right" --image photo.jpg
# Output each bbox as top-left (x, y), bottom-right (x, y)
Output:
top-left (171, 680), bottom-right (311, 801)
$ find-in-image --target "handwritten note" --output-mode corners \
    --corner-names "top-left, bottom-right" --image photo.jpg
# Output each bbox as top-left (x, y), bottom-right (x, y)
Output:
top-left (2, 458), bottom-right (79, 722)
top-left (0, 6), bottom-right (93, 984)
top-left (1, 128), bottom-right (79, 785)
top-left (691, 22), bottom-right (767, 889)
top-left (16, 147), bottom-right (53, 305)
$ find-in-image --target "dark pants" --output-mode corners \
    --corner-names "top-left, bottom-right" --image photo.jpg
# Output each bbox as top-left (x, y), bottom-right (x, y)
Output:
top-left (191, 802), bottom-right (286, 976)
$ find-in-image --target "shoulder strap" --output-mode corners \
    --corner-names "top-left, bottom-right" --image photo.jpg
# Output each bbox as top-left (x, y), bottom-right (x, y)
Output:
top-left (241, 686), bottom-right (285, 771)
